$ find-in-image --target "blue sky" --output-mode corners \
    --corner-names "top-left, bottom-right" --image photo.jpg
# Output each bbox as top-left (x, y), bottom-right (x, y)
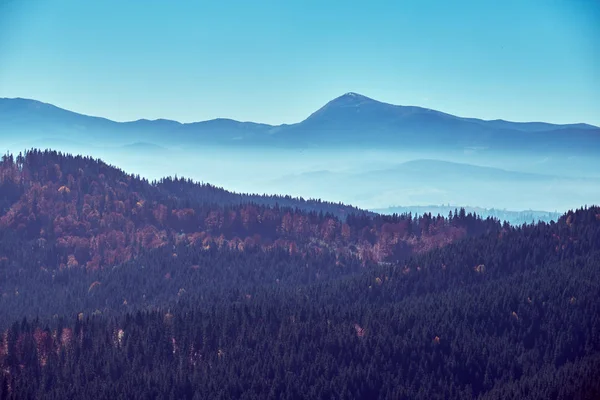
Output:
top-left (0, 0), bottom-right (598, 125)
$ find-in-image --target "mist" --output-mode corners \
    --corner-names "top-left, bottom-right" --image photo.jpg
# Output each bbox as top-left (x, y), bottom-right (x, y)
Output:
top-left (2, 136), bottom-right (598, 215)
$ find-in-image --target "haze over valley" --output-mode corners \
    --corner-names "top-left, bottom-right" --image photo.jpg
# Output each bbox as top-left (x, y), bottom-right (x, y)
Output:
top-left (2, 93), bottom-right (599, 220)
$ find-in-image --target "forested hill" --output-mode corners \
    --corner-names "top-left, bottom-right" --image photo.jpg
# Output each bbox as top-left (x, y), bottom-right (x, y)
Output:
top-left (1, 149), bottom-right (598, 399)
top-left (155, 176), bottom-right (368, 218)
top-left (1, 203), bottom-right (599, 399)
top-left (0, 150), bottom-right (365, 219)
top-left (0, 149), bottom-right (499, 273)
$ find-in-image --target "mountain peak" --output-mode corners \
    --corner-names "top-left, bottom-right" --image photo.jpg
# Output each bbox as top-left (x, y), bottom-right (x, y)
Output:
top-left (342, 92), bottom-right (365, 98)
top-left (301, 92), bottom-right (390, 124)
top-left (334, 92), bottom-right (374, 103)
top-left (315, 92), bottom-right (379, 111)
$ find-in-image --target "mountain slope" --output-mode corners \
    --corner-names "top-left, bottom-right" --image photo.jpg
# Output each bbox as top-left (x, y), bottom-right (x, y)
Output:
top-left (2, 205), bottom-right (599, 399)
top-left (0, 149), bottom-right (503, 327)
top-left (283, 93), bottom-right (600, 151)
top-left (0, 150), bottom-right (497, 272)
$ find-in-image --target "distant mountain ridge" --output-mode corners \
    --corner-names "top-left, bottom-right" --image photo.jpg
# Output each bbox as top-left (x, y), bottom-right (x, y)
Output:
top-left (262, 159), bottom-right (600, 212)
top-left (373, 204), bottom-right (562, 225)
top-left (1, 94), bottom-right (599, 152)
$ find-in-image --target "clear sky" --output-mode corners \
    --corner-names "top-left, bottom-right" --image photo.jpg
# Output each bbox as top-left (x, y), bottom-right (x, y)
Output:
top-left (0, 0), bottom-right (598, 125)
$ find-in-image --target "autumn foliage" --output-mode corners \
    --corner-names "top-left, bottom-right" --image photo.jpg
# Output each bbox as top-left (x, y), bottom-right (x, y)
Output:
top-left (0, 150), bottom-right (499, 271)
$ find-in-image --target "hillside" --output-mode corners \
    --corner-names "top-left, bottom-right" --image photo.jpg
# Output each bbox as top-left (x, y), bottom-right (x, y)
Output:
top-left (0, 150), bottom-right (496, 270)
top-left (1, 202), bottom-right (598, 399)
top-left (0, 150), bottom-right (598, 399)
top-left (0, 150), bottom-right (504, 322)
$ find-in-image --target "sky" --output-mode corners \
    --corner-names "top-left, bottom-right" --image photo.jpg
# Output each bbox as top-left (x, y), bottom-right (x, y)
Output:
top-left (0, 0), bottom-right (599, 125)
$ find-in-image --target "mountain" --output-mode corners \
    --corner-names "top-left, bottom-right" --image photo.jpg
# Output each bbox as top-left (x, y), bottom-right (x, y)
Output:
top-left (262, 159), bottom-right (600, 211)
top-left (461, 117), bottom-right (598, 132)
top-left (0, 98), bottom-right (121, 143)
top-left (283, 93), bottom-right (600, 151)
top-left (1, 94), bottom-right (599, 153)
top-left (360, 159), bottom-right (557, 181)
